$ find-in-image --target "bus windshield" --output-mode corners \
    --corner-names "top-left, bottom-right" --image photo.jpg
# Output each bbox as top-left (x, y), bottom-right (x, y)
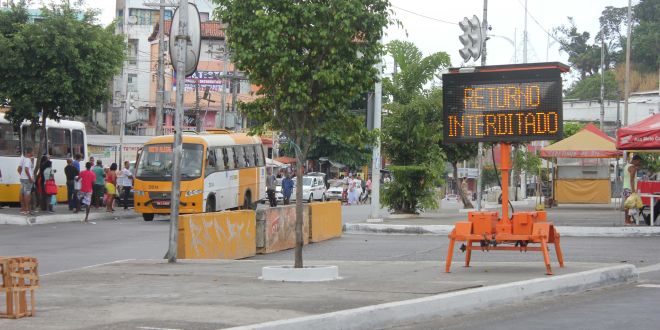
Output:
top-left (136, 143), bottom-right (204, 181)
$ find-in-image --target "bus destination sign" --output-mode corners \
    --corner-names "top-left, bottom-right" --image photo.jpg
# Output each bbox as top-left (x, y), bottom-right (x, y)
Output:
top-left (442, 68), bottom-right (563, 143)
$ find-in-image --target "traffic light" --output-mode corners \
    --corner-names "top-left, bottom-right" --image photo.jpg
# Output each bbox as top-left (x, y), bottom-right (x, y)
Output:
top-left (458, 15), bottom-right (482, 62)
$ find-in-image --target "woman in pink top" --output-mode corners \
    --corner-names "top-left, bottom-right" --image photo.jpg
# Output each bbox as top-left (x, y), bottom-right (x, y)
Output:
top-left (362, 176), bottom-right (372, 203)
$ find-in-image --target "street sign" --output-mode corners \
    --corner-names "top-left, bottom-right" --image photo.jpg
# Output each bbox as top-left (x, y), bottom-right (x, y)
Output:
top-left (442, 66), bottom-right (564, 143)
top-left (169, 3), bottom-right (202, 77)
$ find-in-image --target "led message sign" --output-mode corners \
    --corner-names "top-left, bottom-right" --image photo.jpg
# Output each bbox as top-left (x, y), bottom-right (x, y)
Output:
top-left (442, 68), bottom-right (563, 143)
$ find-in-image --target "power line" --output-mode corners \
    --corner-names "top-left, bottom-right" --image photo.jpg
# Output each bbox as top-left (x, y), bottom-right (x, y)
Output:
top-left (391, 6), bottom-right (458, 26)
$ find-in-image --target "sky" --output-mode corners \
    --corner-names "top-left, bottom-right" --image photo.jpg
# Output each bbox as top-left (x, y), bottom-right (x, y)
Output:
top-left (82, 0), bottom-right (633, 77)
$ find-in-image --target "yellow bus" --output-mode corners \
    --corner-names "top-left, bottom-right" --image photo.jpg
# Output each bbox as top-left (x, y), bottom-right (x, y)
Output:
top-left (133, 130), bottom-right (266, 221)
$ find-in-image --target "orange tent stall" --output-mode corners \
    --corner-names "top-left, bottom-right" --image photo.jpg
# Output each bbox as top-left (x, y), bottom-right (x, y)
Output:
top-left (540, 124), bottom-right (622, 204)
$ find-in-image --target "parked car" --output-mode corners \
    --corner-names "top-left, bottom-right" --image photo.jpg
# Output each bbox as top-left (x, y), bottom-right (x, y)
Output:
top-left (306, 172), bottom-right (327, 188)
top-left (301, 175), bottom-right (327, 202)
top-left (326, 179), bottom-right (363, 202)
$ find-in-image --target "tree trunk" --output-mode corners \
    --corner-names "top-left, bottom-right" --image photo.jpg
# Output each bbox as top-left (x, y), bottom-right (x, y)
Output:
top-left (452, 161), bottom-right (473, 209)
top-left (294, 144), bottom-right (304, 269)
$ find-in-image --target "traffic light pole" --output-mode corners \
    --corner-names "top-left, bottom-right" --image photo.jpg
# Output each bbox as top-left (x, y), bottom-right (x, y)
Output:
top-left (476, 0), bottom-right (487, 211)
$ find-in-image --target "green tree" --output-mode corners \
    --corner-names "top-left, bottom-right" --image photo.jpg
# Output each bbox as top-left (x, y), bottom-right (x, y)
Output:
top-left (381, 88), bottom-right (444, 213)
top-left (0, 0), bottom-right (127, 209)
top-left (631, 0), bottom-right (660, 73)
top-left (383, 40), bottom-right (450, 105)
top-left (279, 126), bottom-right (372, 169)
top-left (564, 71), bottom-right (619, 100)
top-left (379, 40), bottom-right (450, 213)
top-left (213, 0), bottom-right (394, 268)
top-left (553, 17), bottom-right (602, 80)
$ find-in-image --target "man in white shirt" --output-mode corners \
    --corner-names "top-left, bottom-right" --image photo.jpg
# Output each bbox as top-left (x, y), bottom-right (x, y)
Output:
top-left (18, 148), bottom-right (35, 215)
top-left (121, 161), bottom-right (134, 210)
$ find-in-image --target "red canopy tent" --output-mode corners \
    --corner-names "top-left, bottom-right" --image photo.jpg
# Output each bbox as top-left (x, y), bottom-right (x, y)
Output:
top-left (616, 113), bottom-right (660, 150)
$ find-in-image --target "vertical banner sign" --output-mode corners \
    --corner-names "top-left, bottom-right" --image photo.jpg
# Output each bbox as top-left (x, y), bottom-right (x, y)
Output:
top-left (442, 68), bottom-right (563, 143)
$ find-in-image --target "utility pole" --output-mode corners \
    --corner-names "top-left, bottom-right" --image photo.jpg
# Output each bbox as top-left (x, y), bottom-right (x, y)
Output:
top-left (232, 65), bottom-right (238, 129)
top-left (624, 0), bottom-right (632, 127)
top-left (368, 39), bottom-right (383, 223)
top-left (169, 0), bottom-right (189, 264)
top-left (476, 0), bottom-right (487, 211)
top-left (220, 45), bottom-right (228, 129)
top-left (600, 29), bottom-right (605, 132)
top-left (156, 0), bottom-right (165, 136)
top-left (195, 72), bottom-right (201, 132)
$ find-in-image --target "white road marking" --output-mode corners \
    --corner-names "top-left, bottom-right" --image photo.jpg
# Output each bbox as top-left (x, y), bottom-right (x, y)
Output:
top-left (637, 262), bottom-right (660, 274)
top-left (42, 259), bottom-right (136, 276)
top-left (137, 327), bottom-right (183, 330)
top-left (637, 284), bottom-right (660, 288)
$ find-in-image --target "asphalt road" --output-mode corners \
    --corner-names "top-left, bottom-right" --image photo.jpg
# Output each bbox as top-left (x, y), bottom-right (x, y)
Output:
top-left (2, 204), bottom-right (658, 275)
top-left (390, 266), bottom-right (660, 330)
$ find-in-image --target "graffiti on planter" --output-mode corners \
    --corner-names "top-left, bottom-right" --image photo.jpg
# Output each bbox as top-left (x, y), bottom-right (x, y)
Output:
top-left (188, 215), bottom-right (254, 258)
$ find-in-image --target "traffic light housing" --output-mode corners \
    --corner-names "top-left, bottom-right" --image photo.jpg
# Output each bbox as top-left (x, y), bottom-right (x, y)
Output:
top-left (127, 91), bottom-right (137, 114)
top-left (459, 15), bottom-right (483, 62)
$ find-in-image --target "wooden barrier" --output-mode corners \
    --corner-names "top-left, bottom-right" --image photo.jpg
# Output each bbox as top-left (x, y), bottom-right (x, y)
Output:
top-left (256, 205), bottom-right (309, 254)
top-left (0, 256), bottom-right (40, 319)
top-left (308, 201), bottom-right (342, 243)
top-left (177, 211), bottom-right (256, 260)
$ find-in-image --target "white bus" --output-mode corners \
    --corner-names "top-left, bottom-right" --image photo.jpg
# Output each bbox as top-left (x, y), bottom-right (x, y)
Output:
top-left (0, 114), bottom-right (87, 204)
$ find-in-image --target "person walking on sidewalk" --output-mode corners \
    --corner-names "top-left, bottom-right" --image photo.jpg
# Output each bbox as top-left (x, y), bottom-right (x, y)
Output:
top-left (347, 174), bottom-right (359, 205)
top-left (75, 162), bottom-right (96, 221)
top-left (266, 169), bottom-right (277, 207)
top-left (281, 173), bottom-right (294, 205)
top-left (42, 161), bottom-right (55, 214)
top-left (92, 160), bottom-right (105, 209)
top-left (105, 163), bottom-right (118, 213)
top-left (624, 154), bottom-right (642, 226)
top-left (65, 158), bottom-right (79, 211)
top-left (37, 155), bottom-right (49, 211)
top-left (18, 148), bottom-right (35, 215)
top-left (121, 161), bottom-right (133, 210)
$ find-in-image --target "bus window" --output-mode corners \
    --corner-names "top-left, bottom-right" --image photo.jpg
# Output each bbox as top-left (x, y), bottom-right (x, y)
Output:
top-left (72, 130), bottom-right (84, 158)
top-left (0, 123), bottom-right (21, 156)
top-left (223, 147), bottom-right (236, 170)
top-left (21, 126), bottom-right (42, 156)
top-left (182, 144), bottom-right (204, 177)
top-left (136, 143), bottom-right (203, 181)
top-left (255, 145), bottom-right (265, 167)
top-left (245, 146), bottom-right (256, 168)
top-left (206, 148), bottom-right (216, 174)
top-left (235, 146), bottom-right (247, 168)
top-left (47, 128), bottom-right (71, 158)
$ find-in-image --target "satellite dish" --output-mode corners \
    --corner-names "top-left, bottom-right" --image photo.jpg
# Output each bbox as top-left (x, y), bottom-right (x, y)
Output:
top-left (169, 3), bottom-right (202, 77)
top-left (127, 16), bottom-right (137, 24)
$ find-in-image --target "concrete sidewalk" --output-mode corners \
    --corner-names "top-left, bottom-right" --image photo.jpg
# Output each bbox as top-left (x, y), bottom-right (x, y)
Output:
top-left (344, 203), bottom-right (660, 237)
top-left (0, 206), bottom-right (140, 225)
top-left (1, 259), bottom-right (636, 330)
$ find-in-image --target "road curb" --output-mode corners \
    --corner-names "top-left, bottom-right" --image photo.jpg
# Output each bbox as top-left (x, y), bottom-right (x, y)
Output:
top-left (342, 223), bottom-right (660, 237)
top-left (0, 210), bottom-right (139, 226)
top-left (225, 264), bottom-right (637, 330)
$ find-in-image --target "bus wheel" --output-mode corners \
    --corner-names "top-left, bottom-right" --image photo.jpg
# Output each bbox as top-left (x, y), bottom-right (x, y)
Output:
top-left (242, 193), bottom-right (251, 210)
top-left (143, 213), bottom-right (154, 221)
top-left (206, 197), bottom-right (215, 213)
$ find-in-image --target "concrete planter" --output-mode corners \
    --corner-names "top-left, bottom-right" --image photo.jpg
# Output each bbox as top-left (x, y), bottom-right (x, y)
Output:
top-left (261, 265), bottom-right (339, 282)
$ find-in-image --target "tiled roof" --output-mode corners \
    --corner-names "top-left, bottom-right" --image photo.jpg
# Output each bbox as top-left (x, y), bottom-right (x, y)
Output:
top-left (148, 21), bottom-right (226, 42)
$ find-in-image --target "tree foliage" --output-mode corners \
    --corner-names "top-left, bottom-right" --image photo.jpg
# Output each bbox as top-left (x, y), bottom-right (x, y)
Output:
top-left (438, 139), bottom-right (479, 208)
top-left (213, 0), bottom-right (395, 267)
top-left (564, 71), bottom-right (619, 100)
top-left (0, 0), bottom-right (127, 126)
top-left (383, 40), bottom-right (450, 105)
top-left (381, 88), bottom-right (444, 213)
